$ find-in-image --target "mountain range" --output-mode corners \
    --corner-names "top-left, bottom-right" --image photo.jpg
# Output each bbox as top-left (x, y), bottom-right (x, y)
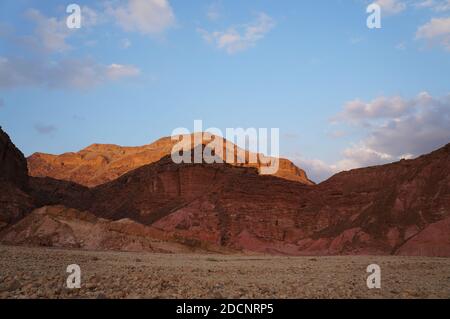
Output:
top-left (1, 127), bottom-right (449, 256)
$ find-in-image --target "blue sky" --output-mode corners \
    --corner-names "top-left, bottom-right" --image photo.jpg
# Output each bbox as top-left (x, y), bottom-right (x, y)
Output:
top-left (1, 0), bottom-right (449, 182)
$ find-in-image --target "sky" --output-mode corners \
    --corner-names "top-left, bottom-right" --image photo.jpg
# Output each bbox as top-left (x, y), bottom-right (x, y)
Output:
top-left (0, 0), bottom-right (449, 182)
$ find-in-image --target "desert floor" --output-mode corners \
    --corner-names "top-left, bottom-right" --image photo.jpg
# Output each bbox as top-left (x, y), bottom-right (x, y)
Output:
top-left (0, 244), bottom-right (449, 299)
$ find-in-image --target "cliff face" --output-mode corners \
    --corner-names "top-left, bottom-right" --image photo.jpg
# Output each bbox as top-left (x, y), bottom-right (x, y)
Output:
top-left (30, 143), bottom-right (449, 256)
top-left (27, 133), bottom-right (314, 187)
top-left (0, 127), bottom-right (28, 189)
top-left (2, 126), bottom-right (450, 256)
top-left (0, 127), bottom-right (33, 230)
top-left (293, 143), bottom-right (450, 256)
top-left (114, 144), bottom-right (450, 256)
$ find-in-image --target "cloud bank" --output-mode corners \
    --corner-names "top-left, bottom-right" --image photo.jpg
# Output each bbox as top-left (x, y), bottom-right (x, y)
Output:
top-left (0, 57), bottom-right (140, 89)
top-left (295, 92), bottom-right (450, 183)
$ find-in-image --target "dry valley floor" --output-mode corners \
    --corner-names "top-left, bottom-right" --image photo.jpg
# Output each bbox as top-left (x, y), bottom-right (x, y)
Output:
top-left (0, 245), bottom-right (449, 299)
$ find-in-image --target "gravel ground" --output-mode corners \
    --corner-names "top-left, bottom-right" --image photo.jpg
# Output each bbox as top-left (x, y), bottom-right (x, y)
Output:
top-left (0, 244), bottom-right (449, 299)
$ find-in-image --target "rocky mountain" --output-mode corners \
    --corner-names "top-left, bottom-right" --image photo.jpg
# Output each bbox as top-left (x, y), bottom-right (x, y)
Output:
top-left (135, 143), bottom-right (450, 257)
top-left (26, 141), bottom-right (450, 257)
top-left (28, 133), bottom-right (314, 187)
top-left (1, 127), bottom-right (449, 256)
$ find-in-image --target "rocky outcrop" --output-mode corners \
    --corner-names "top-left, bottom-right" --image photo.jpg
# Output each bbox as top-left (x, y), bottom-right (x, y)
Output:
top-left (0, 127), bottom-right (33, 230)
top-left (0, 127), bottom-right (28, 189)
top-left (0, 205), bottom-right (209, 253)
top-left (27, 133), bottom-right (314, 187)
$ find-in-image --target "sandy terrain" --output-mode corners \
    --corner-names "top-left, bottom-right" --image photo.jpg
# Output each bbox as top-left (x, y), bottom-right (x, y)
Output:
top-left (0, 245), bottom-right (449, 299)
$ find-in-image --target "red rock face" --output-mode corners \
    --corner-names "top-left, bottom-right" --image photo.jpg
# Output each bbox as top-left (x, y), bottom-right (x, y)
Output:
top-left (2, 126), bottom-right (450, 256)
top-left (0, 128), bottom-right (34, 230)
top-left (27, 133), bottom-right (314, 187)
top-left (395, 217), bottom-right (450, 257)
top-left (37, 142), bottom-right (446, 256)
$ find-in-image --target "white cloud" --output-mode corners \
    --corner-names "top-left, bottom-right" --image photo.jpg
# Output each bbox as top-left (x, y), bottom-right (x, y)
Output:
top-left (363, 96), bottom-right (450, 156)
top-left (0, 57), bottom-right (140, 89)
top-left (301, 92), bottom-right (450, 183)
top-left (375, 0), bottom-right (407, 15)
top-left (25, 8), bottom-right (71, 52)
top-left (0, 7), bottom-right (141, 91)
top-left (106, 63), bottom-right (140, 79)
top-left (198, 12), bottom-right (275, 54)
top-left (293, 157), bottom-right (337, 183)
top-left (415, 0), bottom-right (450, 11)
top-left (109, 0), bottom-right (175, 35)
top-left (334, 92), bottom-right (450, 166)
top-left (417, 17), bottom-right (450, 38)
top-left (416, 17), bottom-right (450, 51)
top-left (293, 146), bottom-right (396, 183)
top-left (340, 145), bottom-right (396, 167)
top-left (24, 7), bottom-right (99, 53)
top-left (335, 95), bottom-right (414, 122)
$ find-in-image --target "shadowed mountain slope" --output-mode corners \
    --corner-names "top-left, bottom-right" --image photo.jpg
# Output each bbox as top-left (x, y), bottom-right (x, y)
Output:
top-left (0, 127), bottom-right (34, 230)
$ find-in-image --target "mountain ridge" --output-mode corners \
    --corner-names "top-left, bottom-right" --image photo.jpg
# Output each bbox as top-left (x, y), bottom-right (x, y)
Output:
top-left (28, 133), bottom-right (314, 187)
top-left (1, 126), bottom-right (449, 256)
